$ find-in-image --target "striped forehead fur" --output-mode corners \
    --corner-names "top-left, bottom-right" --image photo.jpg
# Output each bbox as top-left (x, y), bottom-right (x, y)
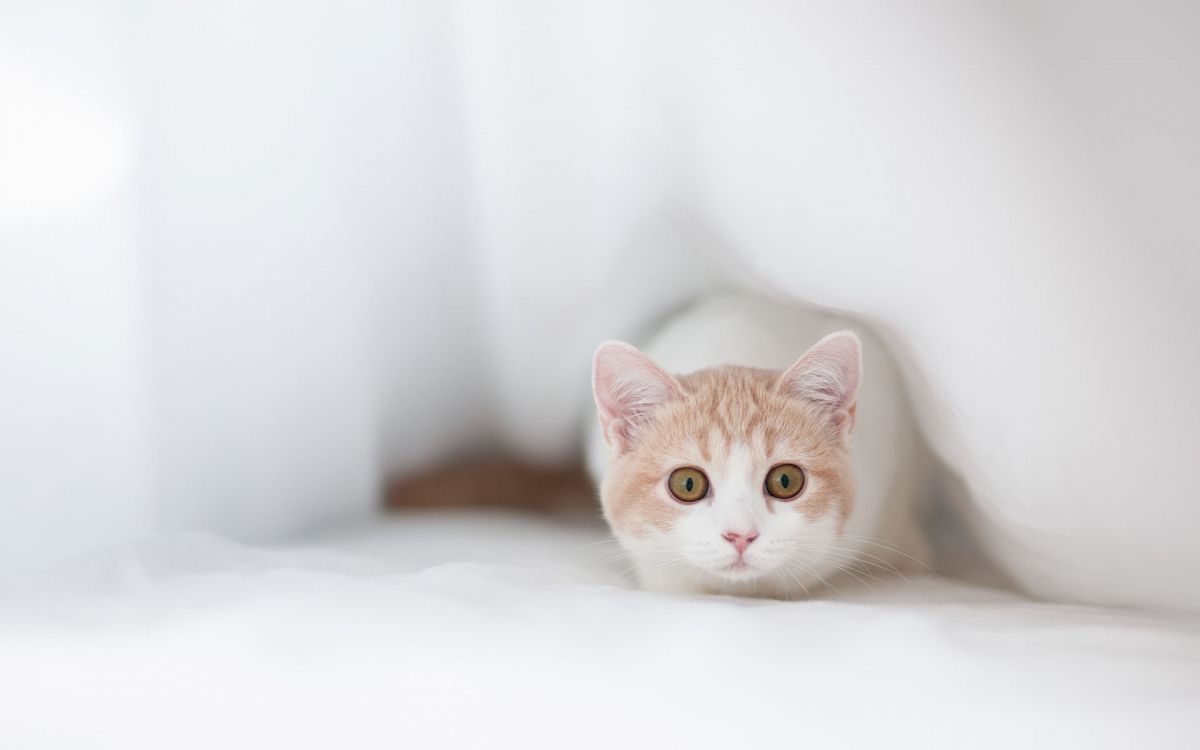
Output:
top-left (602, 364), bottom-right (854, 536)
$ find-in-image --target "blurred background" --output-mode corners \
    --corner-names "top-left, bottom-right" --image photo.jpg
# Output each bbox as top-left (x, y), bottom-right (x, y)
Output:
top-left (2, 1), bottom-right (1198, 610)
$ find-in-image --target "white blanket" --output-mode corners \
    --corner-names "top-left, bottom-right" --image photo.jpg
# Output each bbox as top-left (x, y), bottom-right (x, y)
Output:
top-left (5, 513), bottom-right (1198, 749)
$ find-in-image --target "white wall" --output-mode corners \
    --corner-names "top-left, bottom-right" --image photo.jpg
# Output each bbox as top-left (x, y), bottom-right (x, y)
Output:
top-left (2, 1), bottom-right (1198, 610)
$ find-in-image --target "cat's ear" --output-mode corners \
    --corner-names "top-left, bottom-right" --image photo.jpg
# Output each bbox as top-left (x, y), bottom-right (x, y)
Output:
top-left (592, 341), bottom-right (683, 452)
top-left (777, 331), bottom-right (862, 432)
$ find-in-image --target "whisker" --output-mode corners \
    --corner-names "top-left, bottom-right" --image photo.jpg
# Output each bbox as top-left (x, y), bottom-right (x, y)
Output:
top-left (812, 534), bottom-right (937, 575)
top-left (787, 544), bottom-right (908, 582)
top-left (785, 556), bottom-right (843, 598)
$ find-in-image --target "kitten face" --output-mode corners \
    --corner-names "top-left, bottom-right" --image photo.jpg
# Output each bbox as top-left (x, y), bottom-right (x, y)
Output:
top-left (593, 333), bottom-right (861, 594)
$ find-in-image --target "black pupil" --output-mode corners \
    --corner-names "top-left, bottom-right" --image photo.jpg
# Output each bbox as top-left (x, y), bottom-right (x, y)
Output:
top-left (684, 476), bottom-right (694, 492)
top-left (780, 473), bottom-right (790, 489)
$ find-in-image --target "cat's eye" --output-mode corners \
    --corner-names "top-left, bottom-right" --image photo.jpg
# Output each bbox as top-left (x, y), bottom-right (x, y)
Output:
top-left (764, 463), bottom-right (805, 500)
top-left (667, 467), bottom-right (709, 503)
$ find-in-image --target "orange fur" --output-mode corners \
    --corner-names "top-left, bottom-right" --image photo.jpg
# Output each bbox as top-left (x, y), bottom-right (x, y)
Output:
top-left (600, 365), bottom-right (854, 537)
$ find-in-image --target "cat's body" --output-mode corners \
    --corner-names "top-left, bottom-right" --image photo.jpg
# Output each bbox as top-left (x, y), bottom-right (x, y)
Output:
top-left (588, 292), bottom-right (929, 598)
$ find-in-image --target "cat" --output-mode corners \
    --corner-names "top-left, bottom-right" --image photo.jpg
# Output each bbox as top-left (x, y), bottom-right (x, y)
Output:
top-left (388, 291), bottom-right (929, 598)
top-left (586, 292), bottom-right (929, 597)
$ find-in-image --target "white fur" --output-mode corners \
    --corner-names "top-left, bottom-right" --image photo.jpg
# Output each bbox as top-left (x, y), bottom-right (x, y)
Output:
top-left (589, 292), bottom-right (930, 597)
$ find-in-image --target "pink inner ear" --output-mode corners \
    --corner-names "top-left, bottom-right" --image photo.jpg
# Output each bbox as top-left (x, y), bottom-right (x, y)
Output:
top-left (592, 341), bottom-right (682, 450)
top-left (778, 331), bottom-right (862, 414)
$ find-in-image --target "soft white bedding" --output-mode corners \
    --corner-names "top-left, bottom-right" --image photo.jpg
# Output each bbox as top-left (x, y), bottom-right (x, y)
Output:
top-left (5, 512), bottom-right (1198, 749)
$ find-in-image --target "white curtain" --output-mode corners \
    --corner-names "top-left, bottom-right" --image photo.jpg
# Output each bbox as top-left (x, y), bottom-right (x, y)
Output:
top-left (3, 0), bottom-right (1198, 610)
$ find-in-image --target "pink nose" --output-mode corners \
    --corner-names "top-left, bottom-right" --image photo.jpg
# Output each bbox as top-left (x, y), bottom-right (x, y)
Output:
top-left (722, 531), bottom-right (759, 555)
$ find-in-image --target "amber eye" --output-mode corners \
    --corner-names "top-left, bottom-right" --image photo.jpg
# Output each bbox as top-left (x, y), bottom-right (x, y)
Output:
top-left (667, 467), bottom-right (709, 503)
top-left (765, 463), bottom-right (805, 500)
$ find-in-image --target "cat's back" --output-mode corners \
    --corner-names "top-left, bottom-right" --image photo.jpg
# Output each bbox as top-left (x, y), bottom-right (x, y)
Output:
top-left (639, 292), bottom-right (863, 375)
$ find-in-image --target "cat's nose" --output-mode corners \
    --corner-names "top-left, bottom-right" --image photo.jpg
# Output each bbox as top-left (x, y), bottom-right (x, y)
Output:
top-left (722, 531), bottom-right (759, 555)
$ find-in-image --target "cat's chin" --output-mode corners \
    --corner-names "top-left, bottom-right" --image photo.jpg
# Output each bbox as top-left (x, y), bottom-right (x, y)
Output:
top-left (711, 560), bottom-right (775, 583)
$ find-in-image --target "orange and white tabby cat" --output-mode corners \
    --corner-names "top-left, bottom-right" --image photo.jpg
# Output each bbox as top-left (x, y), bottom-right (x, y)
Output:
top-left (587, 293), bottom-right (928, 597)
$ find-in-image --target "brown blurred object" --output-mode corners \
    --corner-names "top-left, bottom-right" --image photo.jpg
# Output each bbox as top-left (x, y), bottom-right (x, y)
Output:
top-left (385, 457), bottom-right (597, 515)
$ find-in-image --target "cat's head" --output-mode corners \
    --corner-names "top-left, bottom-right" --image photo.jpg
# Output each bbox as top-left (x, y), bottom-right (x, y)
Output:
top-left (591, 332), bottom-right (861, 588)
